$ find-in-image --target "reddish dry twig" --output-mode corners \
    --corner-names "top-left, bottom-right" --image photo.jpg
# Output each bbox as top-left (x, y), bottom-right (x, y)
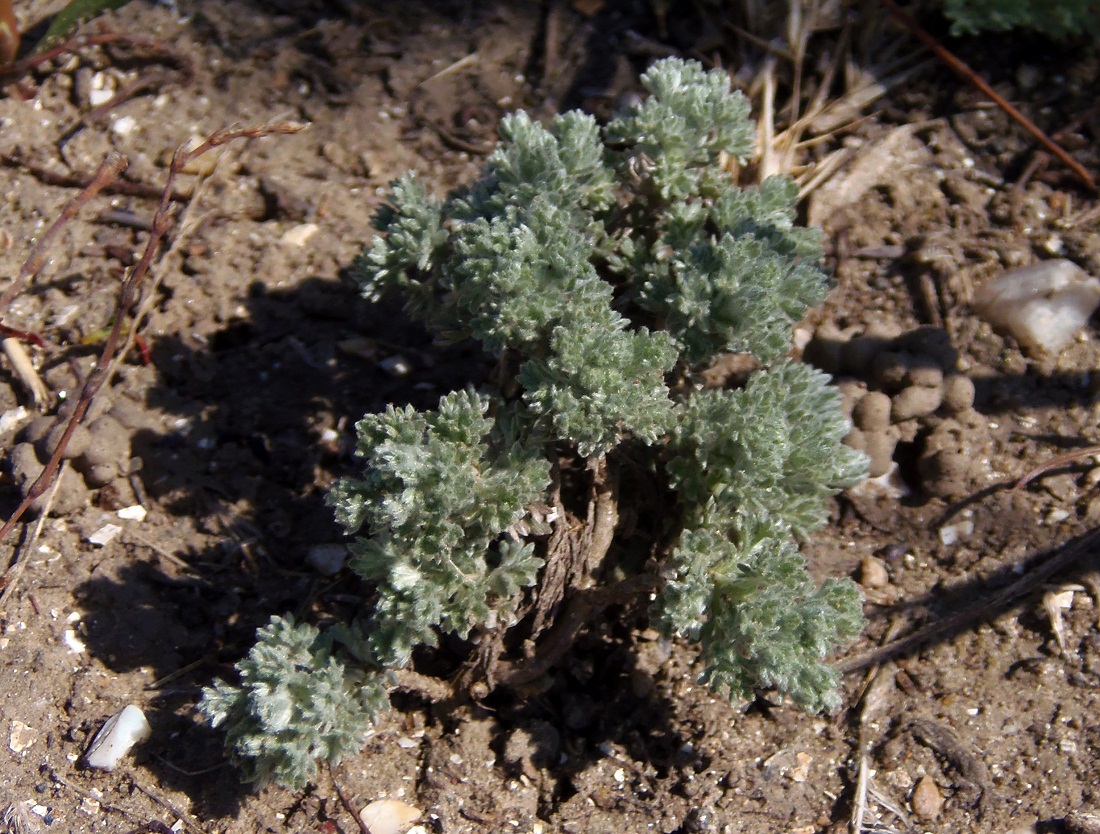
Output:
top-left (0, 121), bottom-right (305, 572)
top-left (1012, 444), bottom-right (1100, 490)
top-left (877, 0), bottom-right (1097, 192)
top-left (1, 152), bottom-right (191, 202)
top-left (328, 763), bottom-right (371, 834)
top-left (0, 152), bottom-right (128, 318)
top-left (492, 573), bottom-right (660, 687)
top-left (1, 31), bottom-right (192, 122)
top-left (0, 323), bottom-right (45, 346)
top-left (837, 528), bottom-right (1100, 673)
top-left (0, 31), bottom-right (185, 81)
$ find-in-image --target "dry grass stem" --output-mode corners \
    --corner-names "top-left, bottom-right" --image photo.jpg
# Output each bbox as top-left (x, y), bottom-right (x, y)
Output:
top-left (1, 337), bottom-right (47, 407)
top-left (0, 466), bottom-right (62, 607)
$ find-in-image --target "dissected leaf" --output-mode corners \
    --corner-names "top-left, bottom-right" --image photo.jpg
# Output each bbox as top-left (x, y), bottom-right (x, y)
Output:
top-left (206, 58), bottom-right (868, 789)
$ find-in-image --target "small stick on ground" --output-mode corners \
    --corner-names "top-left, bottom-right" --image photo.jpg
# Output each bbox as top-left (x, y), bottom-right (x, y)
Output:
top-left (45, 765), bottom-right (160, 829)
top-left (1012, 444), bottom-right (1100, 490)
top-left (126, 774), bottom-right (209, 834)
top-left (1, 153), bottom-right (191, 202)
top-left (877, 0), bottom-right (1096, 192)
top-left (329, 763), bottom-right (371, 834)
top-left (0, 152), bottom-right (128, 317)
top-left (838, 528), bottom-right (1100, 673)
top-left (0, 466), bottom-right (62, 608)
top-left (0, 121), bottom-right (305, 552)
top-left (1, 336), bottom-right (48, 407)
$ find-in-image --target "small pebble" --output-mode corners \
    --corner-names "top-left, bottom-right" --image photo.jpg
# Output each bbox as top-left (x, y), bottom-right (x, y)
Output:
top-left (117, 505), bottom-right (147, 521)
top-left (379, 355), bottom-right (412, 377)
top-left (853, 391), bottom-right (892, 432)
top-left (0, 405), bottom-right (29, 434)
top-left (307, 543), bottom-right (347, 576)
top-left (111, 115), bottom-right (138, 137)
top-left (863, 428), bottom-right (898, 478)
top-left (859, 556), bottom-right (889, 589)
top-left (870, 351), bottom-right (910, 391)
top-left (281, 223), bottom-right (320, 247)
top-left (941, 374), bottom-right (975, 413)
top-left (911, 774), bottom-right (944, 820)
top-left (87, 523), bottom-right (123, 547)
top-left (892, 385), bottom-right (942, 422)
top-left (8, 720), bottom-right (38, 753)
top-left (359, 799), bottom-right (421, 834)
top-left (938, 519), bottom-right (974, 546)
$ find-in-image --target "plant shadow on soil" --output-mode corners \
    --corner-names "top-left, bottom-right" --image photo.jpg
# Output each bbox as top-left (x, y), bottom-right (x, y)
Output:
top-left (67, 272), bottom-right (699, 818)
top-left (71, 271), bottom-right (473, 816)
top-left (63, 269), bottom-right (1100, 820)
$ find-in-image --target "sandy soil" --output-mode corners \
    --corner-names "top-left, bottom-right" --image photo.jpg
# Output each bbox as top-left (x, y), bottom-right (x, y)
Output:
top-left (2, 2), bottom-right (1100, 833)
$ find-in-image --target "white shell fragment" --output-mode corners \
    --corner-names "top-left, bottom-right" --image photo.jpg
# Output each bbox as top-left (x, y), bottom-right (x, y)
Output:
top-left (87, 523), bottom-right (123, 547)
top-left (280, 222), bottom-right (320, 247)
top-left (359, 799), bottom-right (421, 834)
top-left (9, 720), bottom-right (38, 753)
top-left (84, 705), bottom-right (151, 771)
top-left (973, 259), bottom-right (1100, 356)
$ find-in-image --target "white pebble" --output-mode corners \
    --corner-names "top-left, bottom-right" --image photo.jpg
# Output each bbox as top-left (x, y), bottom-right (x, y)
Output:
top-left (974, 259), bottom-right (1100, 355)
top-left (63, 628), bottom-right (87, 654)
top-left (88, 88), bottom-right (114, 107)
top-left (117, 504), bottom-right (147, 521)
top-left (0, 406), bottom-right (30, 434)
top-left (84, 705), bottom-right (151, 771)
top-left (379, 355), bottom-right (412, 377)
top-left (9, 719), bottom-right (38, 753)
top-left (111, 115), bottom-right (138, 137)
top-left (938, 519), bottom-right (973, 546)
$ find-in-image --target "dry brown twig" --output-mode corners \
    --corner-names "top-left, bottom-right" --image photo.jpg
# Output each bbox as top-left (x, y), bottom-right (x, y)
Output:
top-left (0, 467), bottom-right (62, 609)
top-left (838, 528), bottom-right (1100, 673)
top-left (0, 120), bottom-right (305, 590)
top-left (329, 763), bottom-right (372, 834)
top-left (0, 31), bottom-right (193, 94)
top-left (1012, 444), bottom-right (1100, 490)
top-left (1, 152), bottom-right (192, 202)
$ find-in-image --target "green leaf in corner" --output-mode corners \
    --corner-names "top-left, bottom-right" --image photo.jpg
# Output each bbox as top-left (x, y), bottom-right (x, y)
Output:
top-left (35, 0), bottom-right (133, 51)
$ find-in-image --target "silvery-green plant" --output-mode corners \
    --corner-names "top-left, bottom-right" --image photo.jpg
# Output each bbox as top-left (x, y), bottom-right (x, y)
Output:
top-left (201, 58), bottom-right (867, 788)
top-left (942, 0), bottom-right (1099, 38)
